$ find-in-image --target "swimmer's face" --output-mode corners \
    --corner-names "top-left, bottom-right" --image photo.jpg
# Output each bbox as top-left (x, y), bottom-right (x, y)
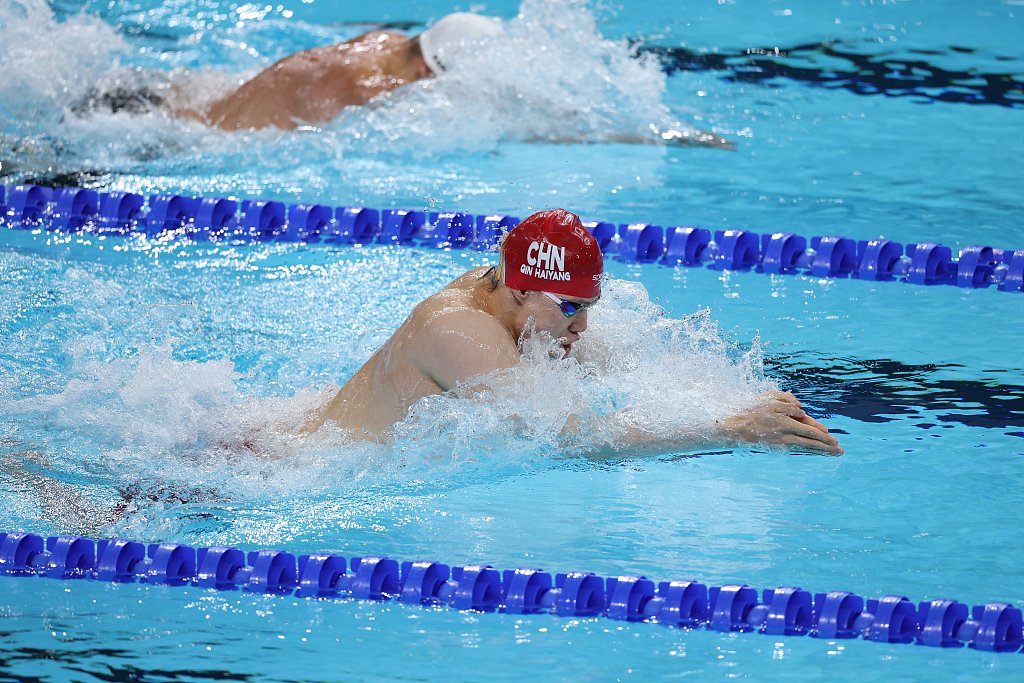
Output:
top-left (522, 290), bottom-right (599, 357)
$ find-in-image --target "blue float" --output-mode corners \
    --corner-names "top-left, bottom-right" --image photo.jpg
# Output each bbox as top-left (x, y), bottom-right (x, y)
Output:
top-left (43, 535), bottom-right (96, 579)
top-left (145, 195), bottom-right (198, 236)
top-left (918, 599), bottom-right (969, 648)
top-left (999, 249), bottom-right (1024, 292)
top-left (971, 603), bottom-right (1023, 652)
top-left (662, 227), bottom-right (712, 266)
top-left (583, 221), bottom-right (618, 253)
top-left (95, 538), bottom-right (146, 582)
top-left (474, 215), bottom-right (518, 251)
top-left (713, 230), bottom-right (760, 270)
top-left (244, 550), bottom-right (297, 593)
top-left (51, 188), bottom-right (99, 232)
top-left (760, 233), bottom-right (807, 275)
top-left (350, 556), bottom-right (400, 600)
top-left (657, 580), bottom-right (709, 627)
top-left (501, 568), bottom-right (552, 615)
top-left (709, 584), bottom-right (760, 632)
top-left (297, 554), bottom-right (348, 598)
top-left (399, 560), bottom-right (450, 605)
top-left (762, 587), bottom-right (814, 636)
top-left (906, 243), bottom-right (955, 285)
top-left (606, 575), bottom-right (657, 622)
top-left (0, 532), bottom-right (46, 575)
top-left (97, 192), bottom-right (144, 232)
top-left (194, 198), bottom-right (238, 239)
top-left (5, 185), bottom-right (53, 224)
top-left (196, 546), bottom-right (246, 589)
top-left (865, 596), bottom-right (919, 644)
top-left (813, 591), bottom-right (864, 639)
top-left (422, 212), bottom-right (474, 249)
top-left (617, 223), bottom-right (664, 263)
top-left (379, 209), bottom-right (426, 245)
top-left (553, 571), bottom-right (606, 617)
top-left (955, 246), bottom-right (1000, 288)
top-left (239, 200), bottom-right (286, 241)
top-left (810, 235), bottom-right (859, 278)
top-left (332, 206), bottom-right (380, 244)
top-left (146, 543), bottom-right (196, 585)
top-left (449, 565), bottom-right (502, 611)
top-left (856, 239), bottom-right (904, 280)
top-left (283, 204), bottom-right (332, 242)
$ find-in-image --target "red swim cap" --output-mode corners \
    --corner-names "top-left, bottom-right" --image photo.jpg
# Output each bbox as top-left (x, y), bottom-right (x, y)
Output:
top-left (499, 209), bottom-right (603, 299)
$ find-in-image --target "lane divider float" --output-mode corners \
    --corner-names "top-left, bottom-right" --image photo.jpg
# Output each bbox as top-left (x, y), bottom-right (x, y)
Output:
top-left (2, 183), bottom-right (1022, 292)
top-left (1, 531), bottom-right (1022, 652)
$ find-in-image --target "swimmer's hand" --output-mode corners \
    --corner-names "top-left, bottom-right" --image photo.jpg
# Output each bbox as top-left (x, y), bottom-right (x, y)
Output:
top-left (719, 391), bottom-right (843, 455)
top-left (649, 125), bottom-right (736, 150)
top-left (543, 126), bottom-right (734, 149)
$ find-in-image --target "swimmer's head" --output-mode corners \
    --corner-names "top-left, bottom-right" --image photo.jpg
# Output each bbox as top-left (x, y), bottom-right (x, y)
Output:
top-left (418, 13), bottom-right (504, 75)
top-left (498, 209), bottom-right (604, 300)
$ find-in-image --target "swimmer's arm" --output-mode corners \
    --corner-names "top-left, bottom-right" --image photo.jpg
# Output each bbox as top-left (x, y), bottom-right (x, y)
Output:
top-left (580, 391), bottom-right (842, 458)
top-left (536, 127), bottom-right (735, 150)
top-left (608, 127), bottom-right (736, 150)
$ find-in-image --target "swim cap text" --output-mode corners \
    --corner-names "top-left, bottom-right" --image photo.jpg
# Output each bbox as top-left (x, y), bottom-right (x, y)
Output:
top-left (526, 241), bottom-right (565, 272)
top-left (523, 241), bottom-right (569, 280)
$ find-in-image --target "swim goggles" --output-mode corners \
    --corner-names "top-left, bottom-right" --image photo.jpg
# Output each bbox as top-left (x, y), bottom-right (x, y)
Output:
top-left (541, 291), bottom-right (598, 318)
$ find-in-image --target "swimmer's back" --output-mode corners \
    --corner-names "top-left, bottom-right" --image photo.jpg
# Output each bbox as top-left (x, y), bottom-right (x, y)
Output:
top-left (203, 31), bottom-right (409, 130)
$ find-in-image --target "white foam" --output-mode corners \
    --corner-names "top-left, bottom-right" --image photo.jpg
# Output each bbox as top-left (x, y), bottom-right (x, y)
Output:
top-left (0, 0), bottom-right (127, 124)
top-left (346, 0), bottom-right (696, 152)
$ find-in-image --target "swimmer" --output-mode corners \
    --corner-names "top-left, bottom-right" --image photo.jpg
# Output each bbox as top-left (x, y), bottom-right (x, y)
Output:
top-left (167, 12), bottom-right (730, 147)
top-left (179, 13), bottom-right (499, 130)
top-left (306, 208), bottom-right (842, 456)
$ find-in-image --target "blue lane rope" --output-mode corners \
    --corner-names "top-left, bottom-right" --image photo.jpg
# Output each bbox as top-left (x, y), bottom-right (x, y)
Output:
top-left (2, 183), bottom-right (1022, 292)
top-left (1, 531), bottom-right (1022, 652)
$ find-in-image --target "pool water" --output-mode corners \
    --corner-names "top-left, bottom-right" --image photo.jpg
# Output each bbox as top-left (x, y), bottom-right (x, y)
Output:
top-left (2, 0), bottom-right (1023, 681)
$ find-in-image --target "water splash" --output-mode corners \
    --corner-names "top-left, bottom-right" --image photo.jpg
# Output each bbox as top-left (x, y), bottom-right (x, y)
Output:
top-left (1, 269), bottom-right (771, 537)
top-left (347, 0), bottom-right (694, 153)
top-left (0, 0), bottom-right (126, 128)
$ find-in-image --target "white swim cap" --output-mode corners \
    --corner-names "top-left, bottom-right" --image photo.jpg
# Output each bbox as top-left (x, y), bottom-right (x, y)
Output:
top-left (419, 13), bottom-right (504, 74)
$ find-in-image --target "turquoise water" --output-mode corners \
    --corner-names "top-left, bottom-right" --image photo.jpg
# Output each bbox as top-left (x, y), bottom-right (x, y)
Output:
top-left (2, 0), bottom-right (1023, 681)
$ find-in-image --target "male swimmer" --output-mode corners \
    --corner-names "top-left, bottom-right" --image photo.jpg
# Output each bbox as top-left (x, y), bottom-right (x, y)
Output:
top-left (169, 12), bottom-right (727, 146)
top-left (307, 209), bottom-right (842, 456)
top-left (1, 209), bottom-right (838, 535)
top-left (185, 12), bottom-right (501, 130)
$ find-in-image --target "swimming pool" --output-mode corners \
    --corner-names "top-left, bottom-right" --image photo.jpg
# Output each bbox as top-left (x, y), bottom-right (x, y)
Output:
top-left (2, 0), bottom-right (1023, 680)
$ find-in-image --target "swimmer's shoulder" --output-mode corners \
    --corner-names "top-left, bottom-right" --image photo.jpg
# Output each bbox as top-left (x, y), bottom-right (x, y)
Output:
top-left (414, 308), bottom-right (518, 389)
top-left (299, 31), bottom-right (406, 69)
top-left (331, 30), bottom-right (409, 54)
top-left (443, 266), bottom-right (494, 290)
